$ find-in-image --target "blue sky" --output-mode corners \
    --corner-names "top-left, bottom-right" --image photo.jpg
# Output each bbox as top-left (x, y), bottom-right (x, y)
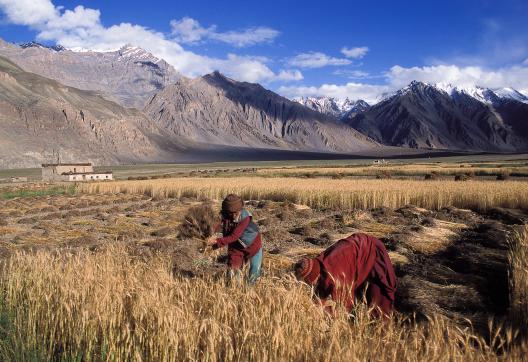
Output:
top-left (0, 0), bottom-right (527, 102)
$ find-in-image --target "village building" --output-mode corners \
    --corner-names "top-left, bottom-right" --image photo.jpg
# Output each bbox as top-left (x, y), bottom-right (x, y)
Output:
top-left (41, 163), bottom-right (113, 182)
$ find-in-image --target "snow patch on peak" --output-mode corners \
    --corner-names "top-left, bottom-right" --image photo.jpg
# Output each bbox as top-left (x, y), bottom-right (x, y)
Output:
top-left (294, 96), bottom-right (369, 118)
top-left (493, 87), bottom-right (528, 103)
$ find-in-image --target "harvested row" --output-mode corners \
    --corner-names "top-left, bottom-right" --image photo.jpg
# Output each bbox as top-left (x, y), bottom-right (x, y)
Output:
top-left (81, 178), bottom-right (528, 211)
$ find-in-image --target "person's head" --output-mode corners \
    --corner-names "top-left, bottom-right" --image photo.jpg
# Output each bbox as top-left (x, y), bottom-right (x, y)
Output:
top-left (221, 194), bottom-right (244, 221)
top-left (294, 258), bottom-right (321, 285)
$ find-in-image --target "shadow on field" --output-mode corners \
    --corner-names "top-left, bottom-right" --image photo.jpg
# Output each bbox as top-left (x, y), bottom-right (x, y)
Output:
top-left (393, 207), bottom-right (527, 336)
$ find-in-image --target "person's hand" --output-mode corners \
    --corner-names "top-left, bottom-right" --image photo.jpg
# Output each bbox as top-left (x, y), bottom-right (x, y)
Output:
top-left (206, 235), bottom-right (217, 246)
top-left (201, 245), bottom-right (213, 254)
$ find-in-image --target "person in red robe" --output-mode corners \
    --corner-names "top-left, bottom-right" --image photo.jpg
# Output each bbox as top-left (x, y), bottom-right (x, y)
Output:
top-left (294, 233), bottom-right (397, 317)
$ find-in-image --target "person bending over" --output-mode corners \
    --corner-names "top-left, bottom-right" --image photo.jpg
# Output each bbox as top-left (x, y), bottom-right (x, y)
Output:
top-left (295, 233), bottom-right (396, 317)
top-left (207, 194), bottom-right (263, 284)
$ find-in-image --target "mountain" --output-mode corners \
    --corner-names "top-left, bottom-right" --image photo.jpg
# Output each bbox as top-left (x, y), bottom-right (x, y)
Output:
top-left (0, 55), bottom-right (181, 168)
top-left (344, 81), bottom-right (528, 151)
top-left (0, 39), bottom-right (180, 109)
top-left (293, 96), bottom-right (370, 118)
top-left (340, 100), bottom-right (370, 119)
top-left (434, 83), bottom-right (528, 105)
top-left (144, 71), bottom-right (378, 153)
top-left (20, 41), bottom-right (66, 52)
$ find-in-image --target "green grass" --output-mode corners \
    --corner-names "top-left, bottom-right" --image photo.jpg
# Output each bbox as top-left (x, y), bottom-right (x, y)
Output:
top-left (0, 185), bottom-right (76, 200)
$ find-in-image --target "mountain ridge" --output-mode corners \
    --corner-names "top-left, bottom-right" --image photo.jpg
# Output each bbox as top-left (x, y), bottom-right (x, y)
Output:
top-left (144, 71), bottom-right (379, 153)
top-left (0, 38), bottom-right (181, 109)
top-left (343, 81), bottom-right (528, 151)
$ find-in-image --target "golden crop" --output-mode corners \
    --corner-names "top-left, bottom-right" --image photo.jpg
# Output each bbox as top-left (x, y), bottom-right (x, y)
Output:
top-left (256, 164), bottom-right (528, 177)
top-left (1, 243), bottom-right (525, 361)
top-left (81, 177), bottom-right (528, 211)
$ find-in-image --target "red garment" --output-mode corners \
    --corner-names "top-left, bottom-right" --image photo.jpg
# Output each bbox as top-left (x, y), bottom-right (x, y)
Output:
top-left (213, 217), bottom-right (262, 270)
top-left (314, 233), bottom-right (396, 317)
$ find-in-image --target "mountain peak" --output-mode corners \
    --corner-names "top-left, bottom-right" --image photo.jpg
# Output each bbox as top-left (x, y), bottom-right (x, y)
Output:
top-left (19, 41), bottom-right (65, 52)
top-left (293, 96), bottom-right (370, 118)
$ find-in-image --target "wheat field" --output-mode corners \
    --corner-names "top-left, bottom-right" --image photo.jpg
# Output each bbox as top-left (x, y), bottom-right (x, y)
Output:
top-left (81, 177), bottom-right (528, 211)
top-left (0, 242), bottom-right (526, 361)
top-left (256, 164), bottom-right (528, 177)
top-left (1, 178), bottom-right (527, 360)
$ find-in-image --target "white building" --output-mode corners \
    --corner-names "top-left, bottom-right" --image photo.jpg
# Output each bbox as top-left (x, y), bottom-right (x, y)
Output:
top-left (41, 163), bottom-right (113, 182)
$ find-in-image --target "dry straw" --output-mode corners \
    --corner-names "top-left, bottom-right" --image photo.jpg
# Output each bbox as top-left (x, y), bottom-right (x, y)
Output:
top-left (1, 245), bottom-right (524, 361)
top-left (82, 177), bottom-right (528, 211)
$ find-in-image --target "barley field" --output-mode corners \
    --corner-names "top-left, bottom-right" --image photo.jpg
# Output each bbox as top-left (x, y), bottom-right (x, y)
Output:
top-left (256, 163), bottom-right (528, 177)
top-left (0, 240), bottom-right (526, 361)
top-left (1, 174), bottom-right (527, 361)
top-left (82, 177), bottom-right (528, 211)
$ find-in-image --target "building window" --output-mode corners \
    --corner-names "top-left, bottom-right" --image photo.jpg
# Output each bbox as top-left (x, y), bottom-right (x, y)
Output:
top-left (72, 176), bottom-right (76, 180)
top-left (106, 175), bottom-right (109, 179)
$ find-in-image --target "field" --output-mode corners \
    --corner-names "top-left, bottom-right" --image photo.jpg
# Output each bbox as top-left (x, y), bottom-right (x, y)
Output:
top-left (0, 159), bottom-right (527, 360)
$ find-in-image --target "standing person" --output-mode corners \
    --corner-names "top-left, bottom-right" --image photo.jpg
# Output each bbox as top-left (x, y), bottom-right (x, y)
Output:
top-left (207, 194), bottom-right (263, 284)
top-left (294, 233), bottom-right (396, 317)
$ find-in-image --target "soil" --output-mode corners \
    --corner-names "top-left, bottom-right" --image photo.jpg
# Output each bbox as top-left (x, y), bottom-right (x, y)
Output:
top-left (0, 191), bottom-right (526, 336)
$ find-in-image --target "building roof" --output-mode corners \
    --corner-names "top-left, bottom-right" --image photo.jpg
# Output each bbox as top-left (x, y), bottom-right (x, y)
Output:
top-left (42, 163), bottom-right (92, 167)
top-left (61, 171), bottom-right (113, 175)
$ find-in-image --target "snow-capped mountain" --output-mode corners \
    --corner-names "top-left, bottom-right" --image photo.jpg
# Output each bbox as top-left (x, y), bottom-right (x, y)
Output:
top-left (344, 80), bottom-right (528, 151)
top-left (293, 96), bottom-right (370, 118)
top-left (0, 38), bottom-right (180, 108)
top-left (20, 41), bottom-right (66, 52)
top-left (377, 81), bottom-right (528, 106)
top-left (405, 81), bottom-right (528, 105)
top-left (493, 87), bottom-right (528, 103)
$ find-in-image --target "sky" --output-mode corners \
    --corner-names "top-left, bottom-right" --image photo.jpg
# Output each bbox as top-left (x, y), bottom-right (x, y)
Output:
top-left (0, 0), bottom-right (527, 103)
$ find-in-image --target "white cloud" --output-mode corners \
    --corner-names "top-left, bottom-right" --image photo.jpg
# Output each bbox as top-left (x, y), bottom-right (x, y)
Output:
top-left (170, 16), bottom-right (279, 47)
top-left (0, 0), bottom-right (299, 84)
top-left (341, 46), bottom-right (369, 59)
top-left (280, 63), bottom-right (528, 103)
top-left (0, 0), bottom-right (56, 26)
top-left (170, 17), bottom-right (212, 44)
top-left (276, 69), bottom-right (304, 81)
top-left (288, 52), bottom-right (351, 68)
top-left (386, 64), bottom-right (528, 92)
top-left (216, 54), bottom-right (302, 82)
top-left (279, 82), bottom-right (389, 104)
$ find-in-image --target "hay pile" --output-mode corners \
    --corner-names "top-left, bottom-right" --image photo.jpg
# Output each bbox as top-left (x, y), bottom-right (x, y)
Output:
top-left (177, 204), bottom-right (218, 239)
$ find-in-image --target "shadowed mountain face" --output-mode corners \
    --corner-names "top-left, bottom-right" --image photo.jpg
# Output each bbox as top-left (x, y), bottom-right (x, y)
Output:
top-left (0, 39), bottom-right (180, 109)
top-left (344, 81), bottom-right (528, 151)
top-left (144, 71), bottom-right (379, 153)
top-left (0, 56), bottom-right (181, 168)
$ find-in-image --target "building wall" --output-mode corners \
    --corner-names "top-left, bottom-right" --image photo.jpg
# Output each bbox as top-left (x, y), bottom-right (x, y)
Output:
top-left (66, 173), bottom-right (113, 182)
top-left (55, 165), bottom-right (93, 174)
top-left (42, 167), bottom-right (61, 181)
top-left (42, 164), bottom-right (94, 181)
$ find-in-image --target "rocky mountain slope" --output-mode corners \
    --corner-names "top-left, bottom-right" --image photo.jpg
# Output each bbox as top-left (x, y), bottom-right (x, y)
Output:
top-left (144, 72), bottom-right (378, 153)
top-left (293, 96), bottom-right (370, 119)
top-left (0, 39), bottom-right (180, 108)
top-left (344, 81), bottom-right (528, 151)
top-left (0, 56), bottom-right (179, 168)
